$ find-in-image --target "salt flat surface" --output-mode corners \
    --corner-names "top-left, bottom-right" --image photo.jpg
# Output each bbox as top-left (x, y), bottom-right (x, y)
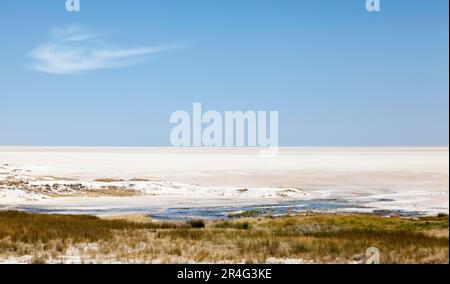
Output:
top-left (0, 147), bottom-right (448, 216)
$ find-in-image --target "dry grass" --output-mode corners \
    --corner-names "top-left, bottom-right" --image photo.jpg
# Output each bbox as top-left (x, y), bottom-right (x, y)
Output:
top-left (129, 178), bottom-right (151, 182)
top-left (94, 178), bottom-right (125, 183)
top-left (83, 186), bottom-right (141, 197)
top-left (101, 214), bottom-right (155, 224)
top-left (0, 211), bottom-right (448, 264)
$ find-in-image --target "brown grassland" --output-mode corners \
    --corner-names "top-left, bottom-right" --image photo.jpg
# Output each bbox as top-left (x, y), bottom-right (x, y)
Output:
top-left (0, 211), bottom-right (448, 264)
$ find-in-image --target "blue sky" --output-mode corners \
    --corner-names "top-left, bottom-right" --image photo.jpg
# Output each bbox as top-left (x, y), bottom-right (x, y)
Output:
top-left (0, 0), bottom-right (448, 146)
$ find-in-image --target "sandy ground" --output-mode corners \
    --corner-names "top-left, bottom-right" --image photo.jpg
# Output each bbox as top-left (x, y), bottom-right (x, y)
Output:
top-left (0, 147), bottom-right (448, 216)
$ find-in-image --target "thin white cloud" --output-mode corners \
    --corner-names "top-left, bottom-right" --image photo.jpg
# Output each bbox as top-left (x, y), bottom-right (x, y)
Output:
top-left (28, 25), bottom-right (182, 75)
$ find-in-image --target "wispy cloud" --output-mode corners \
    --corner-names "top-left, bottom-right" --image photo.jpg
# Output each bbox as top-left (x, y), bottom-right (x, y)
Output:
top-left (28, 25), bottom-right (182, 75)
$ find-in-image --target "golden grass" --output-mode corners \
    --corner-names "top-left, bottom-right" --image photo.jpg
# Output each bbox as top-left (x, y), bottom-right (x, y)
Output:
top-left (0, 211), bottom-right (448, 264)
top-left (101, 214), bottom-right (154, 224)
top-left (129, 178), bottom-right (151, 182)
top-left (94, 178), bottom-right (125, 183)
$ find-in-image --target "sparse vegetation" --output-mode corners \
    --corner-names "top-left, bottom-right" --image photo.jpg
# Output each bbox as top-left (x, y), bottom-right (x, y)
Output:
top-left (228, 209), bottom-right (271, 218)
top-left (0, 211), bottom-right (448, 264)
top-left (94, 178), bottom-right (125, 183)
top-left (84, 186), bottom-right (140, 197)
top-left (129, 178), bottom-right (151, 182)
